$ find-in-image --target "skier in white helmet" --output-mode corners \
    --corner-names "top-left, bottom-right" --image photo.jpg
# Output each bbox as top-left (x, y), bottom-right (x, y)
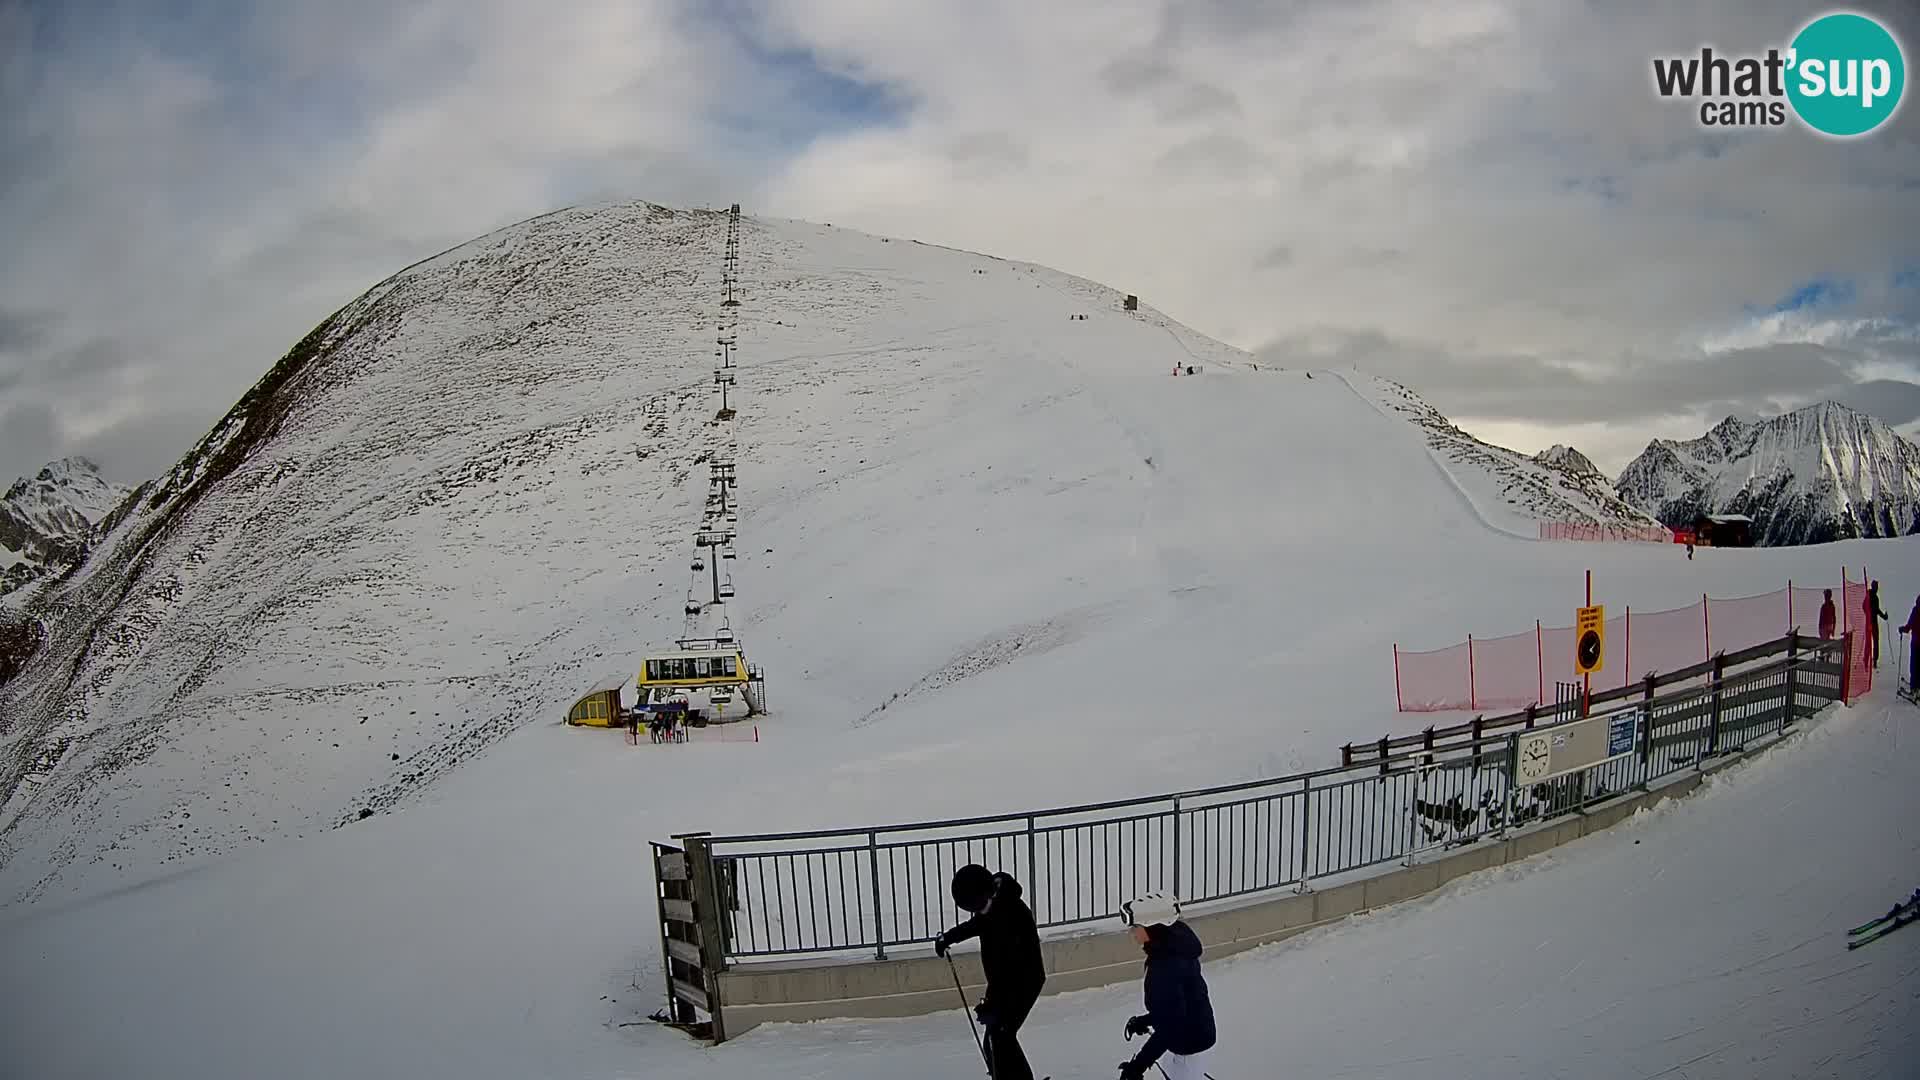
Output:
top-left (1115, 893), bottom-right (1217, 1080)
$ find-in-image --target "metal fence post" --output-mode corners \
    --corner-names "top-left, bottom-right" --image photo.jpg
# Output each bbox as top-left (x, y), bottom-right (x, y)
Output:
top-left (1170, 796), bottom-right (1183, 898)
top-left (866, 830), bottom-right (886, 961)
top-left (681, 833), bottom-right (730, 1043)
top-left (1294, 776), bottom-right (1313, 893)
top-left (1025, 816), bottom-right (1037, 920)
top-left (1782, 631), bottom-right (1799, 732)
top-left (1705, 654), bottom-right (1726, 762)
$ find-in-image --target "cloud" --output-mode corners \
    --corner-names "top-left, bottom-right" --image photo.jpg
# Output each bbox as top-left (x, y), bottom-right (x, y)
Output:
top-left (1258, 324), bottom-right (1920, 472)
top-left (3, 0), bottom-right (1919, 486)
top-left (0, 402), bottom-right (59, 484)
top-left (0, 0), bottom-right (751, 484)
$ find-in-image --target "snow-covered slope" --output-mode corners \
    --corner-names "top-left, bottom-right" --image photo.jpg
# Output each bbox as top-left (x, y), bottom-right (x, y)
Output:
top-left (1616, 402), bottom-right (1920, 545)
top-left (0, 457), bottom-right (128, 598)
top-left (1345, 374), bottom-right (1666, 536)
top-left (0, 201), bottom-right (1692, 907)
top-left (1, 676), bottom-right (1912, 1079)
top-left (0, 200), bottom-right (1917, 1078)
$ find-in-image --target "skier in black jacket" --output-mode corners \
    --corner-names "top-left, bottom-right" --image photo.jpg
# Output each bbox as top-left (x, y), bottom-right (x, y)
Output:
top-left (1866, 581), bottom-right (1888, 667)
top-left (1117, 893), bottom-right (1216, 1080)
top-left (935, 865), bottom-right (1045, 1080)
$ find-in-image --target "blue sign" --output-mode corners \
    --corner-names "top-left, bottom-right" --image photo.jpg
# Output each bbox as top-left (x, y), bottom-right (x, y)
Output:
top-left (1608, 712), bottom-right (1637, 757)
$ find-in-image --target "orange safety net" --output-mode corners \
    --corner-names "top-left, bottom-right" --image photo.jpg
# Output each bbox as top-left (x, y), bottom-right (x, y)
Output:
top-left (1395, 578), bottom-right (1865, 712)
top-left (1537, 522), bottom-right (1673, 542)
top-left (1844, 569), bottom-right (1875, 699)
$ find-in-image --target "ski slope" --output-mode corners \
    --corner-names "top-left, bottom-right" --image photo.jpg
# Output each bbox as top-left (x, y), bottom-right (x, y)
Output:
top-left (1, 203), bottom-right (1918, 1077)
top-left (1, 688), bottom-right (1912, 1079)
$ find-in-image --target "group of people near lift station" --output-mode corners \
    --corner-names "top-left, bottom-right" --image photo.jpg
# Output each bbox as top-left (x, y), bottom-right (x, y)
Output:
top-left (1816, 580), bottom-right (1919, 686)
top-left (933, 864), bottom-right (1218, 1080)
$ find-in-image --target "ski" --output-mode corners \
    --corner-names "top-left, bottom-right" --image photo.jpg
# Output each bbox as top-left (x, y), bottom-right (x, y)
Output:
top-left (1849, 890), bottom-right (1920, 936)
top-left (1848, 911), bottom-right (1918, 950)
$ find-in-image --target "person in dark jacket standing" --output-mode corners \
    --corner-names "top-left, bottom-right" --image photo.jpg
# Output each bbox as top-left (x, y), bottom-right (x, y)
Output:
top-left (1116, 893), bottom-right (1216, 1080)
top-left (1818, 589), bottom-right (1837, 641)
top-left (1866, 581), bottom-right (1888, 667)
top-left (1900, 594), bottom-right (1920, 694)
top-left (935, 865), bottom-right (1045, 1080)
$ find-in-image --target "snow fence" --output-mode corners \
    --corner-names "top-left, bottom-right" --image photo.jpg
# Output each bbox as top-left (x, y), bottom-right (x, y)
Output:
top-left (653, 634), bottom-right (1851, 1040)
top-left (1394, 575), bottom-right (1873, 713)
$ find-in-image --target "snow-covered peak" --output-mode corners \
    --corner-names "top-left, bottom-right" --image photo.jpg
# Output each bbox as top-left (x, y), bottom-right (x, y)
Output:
top-left (1615, 400), bottom-right (1920, 544)
top-left (0, 455), bottom-right (130, 595)
top-left (5, 456), bottom-right (125, 525)
top-left (1532, 444), bottom-right (1602, 478)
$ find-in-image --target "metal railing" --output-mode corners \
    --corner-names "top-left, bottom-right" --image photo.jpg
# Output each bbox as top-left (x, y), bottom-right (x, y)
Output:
top-left (659, 634), bottom-right (1847, 966)
top-left (1357, 631), bottom-right (1848, 764)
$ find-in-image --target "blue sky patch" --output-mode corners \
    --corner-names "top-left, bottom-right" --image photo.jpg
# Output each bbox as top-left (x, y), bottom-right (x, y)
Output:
top-left (698, 1), bottom-right (912, 154)
top-left (1770, 276), bottom-right (1856, 313)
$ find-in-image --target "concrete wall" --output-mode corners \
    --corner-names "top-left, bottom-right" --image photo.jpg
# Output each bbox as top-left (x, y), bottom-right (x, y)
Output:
top-left (710, 760), bottom-right (1758, 1039)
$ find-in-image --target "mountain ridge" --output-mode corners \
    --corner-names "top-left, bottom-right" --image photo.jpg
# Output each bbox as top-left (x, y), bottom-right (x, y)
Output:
top-left (1614, 400), bottom-right (1920, 545)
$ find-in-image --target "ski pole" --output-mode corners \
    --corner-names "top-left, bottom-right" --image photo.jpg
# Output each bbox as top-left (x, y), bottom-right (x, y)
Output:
top-left (946, 954), bottom-right (991, 1076)
top-left (1126, 1031), bottom-right (1217, 1080)
top-left (1153, 1063), bottom-right (1219, 1080)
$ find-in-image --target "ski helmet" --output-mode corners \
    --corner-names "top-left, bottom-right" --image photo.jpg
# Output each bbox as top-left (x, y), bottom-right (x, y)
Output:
top-left (1120, 892), bottom-right (1182, 929)
top-left (952, 864), bottom-right (994, 913)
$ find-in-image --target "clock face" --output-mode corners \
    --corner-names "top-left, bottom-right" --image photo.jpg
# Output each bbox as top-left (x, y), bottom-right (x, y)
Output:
top-left (1578, 629), bottom-right (1602, 671)
top-left (1517, 735), bottom-right (1551, 782)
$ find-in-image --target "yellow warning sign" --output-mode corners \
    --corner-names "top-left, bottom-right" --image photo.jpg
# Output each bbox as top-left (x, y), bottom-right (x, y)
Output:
top-left (1575, 604), bottom-right (1605, 675)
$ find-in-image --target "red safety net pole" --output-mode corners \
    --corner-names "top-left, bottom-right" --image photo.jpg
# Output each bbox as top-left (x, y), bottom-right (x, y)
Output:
top-left (1393, 644), bottom-right (1403, 712)
top-left (1787, 580), bottom-right (1794, 632)
top-left (1468, 634), bottom-right (1478, 711)
top-left (1840, 628), bottom-right (1854, 702)
top-left (1536, 620), bottom-right (1544, 704)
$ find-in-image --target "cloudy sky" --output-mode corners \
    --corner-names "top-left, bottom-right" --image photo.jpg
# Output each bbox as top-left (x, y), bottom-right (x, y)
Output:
top-left (2, 0), bottom-right (1917, 487)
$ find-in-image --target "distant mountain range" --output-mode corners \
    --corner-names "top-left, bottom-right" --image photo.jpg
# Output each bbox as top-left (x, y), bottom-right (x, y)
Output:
top-left (1, 457), bottom-right (129, 600)
top-left (1613, 402), bottom-right (1920, 545)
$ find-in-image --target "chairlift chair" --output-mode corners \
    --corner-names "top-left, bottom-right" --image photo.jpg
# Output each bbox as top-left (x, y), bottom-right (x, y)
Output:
top-left (691, 556), bottom-right (705, 571)
top-left (718, 579), bottom-right (736, 599)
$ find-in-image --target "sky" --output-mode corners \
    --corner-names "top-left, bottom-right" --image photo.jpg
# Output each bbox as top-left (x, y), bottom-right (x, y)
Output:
top-left (1, 0), bottom-right (1918, 487)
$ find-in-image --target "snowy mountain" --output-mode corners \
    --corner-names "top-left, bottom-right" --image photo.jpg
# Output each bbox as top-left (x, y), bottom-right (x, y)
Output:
top-left (1353, 378), bottom-right (1665, 534)
top-left (1533, 443), bottom-right (1600, 477)
top-left (0, 200), bottom-right (1712, 907)
top-left (0, 457), bottom-right (129, 600)
top-left (0, 199), bottom-right (1917, 1079)
top-left (1614, 402), bottom-right (1920, 545)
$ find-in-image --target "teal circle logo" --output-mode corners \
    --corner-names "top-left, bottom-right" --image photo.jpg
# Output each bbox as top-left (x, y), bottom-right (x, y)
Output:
top-left (1787, 12), bottom-right (1906, 137)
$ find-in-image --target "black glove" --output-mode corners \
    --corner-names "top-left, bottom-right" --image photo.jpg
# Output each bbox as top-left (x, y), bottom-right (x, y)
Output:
top-left (974, 1002), bottom-right (995, 1028)
top-left (1124, 1014), bottom-right (1153, 1038)
top-left (933, 932), bottom-right (951, 958)
top-left (1117, 1061), bottom-right (1149, 1080)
